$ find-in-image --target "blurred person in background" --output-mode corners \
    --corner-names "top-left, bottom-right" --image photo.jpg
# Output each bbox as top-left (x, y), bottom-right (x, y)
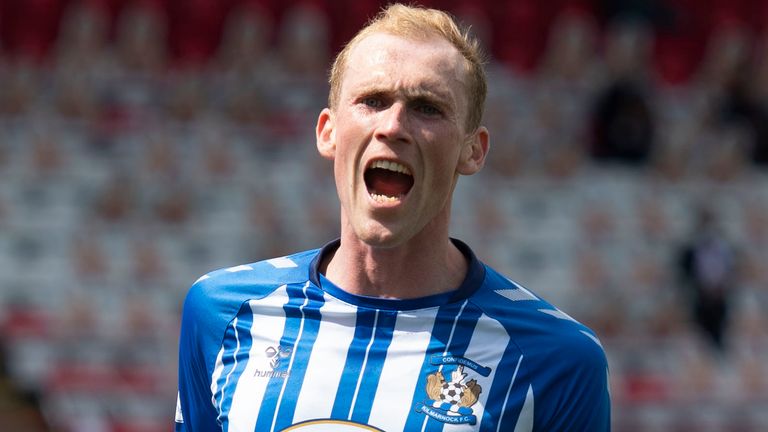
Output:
top-left (677, 206), bottom-right (740, 352)
top-left (175, 3), bottom-right (609, 431)
top-left (590, 16), bottom-right (656, 166)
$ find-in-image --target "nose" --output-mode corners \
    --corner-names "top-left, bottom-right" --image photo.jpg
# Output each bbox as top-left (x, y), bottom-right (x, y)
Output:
top-left (374, 102), bottom-right (411, 143)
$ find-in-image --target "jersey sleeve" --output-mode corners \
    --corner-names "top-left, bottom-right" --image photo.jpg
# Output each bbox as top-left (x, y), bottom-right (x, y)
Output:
top-left (541, 329), bottom-right (611, 431)
top-left (175, 278), bottom-right (226, 432)
top-left (475, 269), bottom-right (611, 431)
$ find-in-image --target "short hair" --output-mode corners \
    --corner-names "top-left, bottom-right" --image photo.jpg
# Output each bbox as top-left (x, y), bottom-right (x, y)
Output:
top-left (328, 3), bottom-right (487, 131)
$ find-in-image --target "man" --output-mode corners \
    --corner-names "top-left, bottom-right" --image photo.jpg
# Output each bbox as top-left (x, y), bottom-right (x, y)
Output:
top-left (678, 207), bottom-right (739, 351)
top-left (176, 4), bottom-right (610, 431)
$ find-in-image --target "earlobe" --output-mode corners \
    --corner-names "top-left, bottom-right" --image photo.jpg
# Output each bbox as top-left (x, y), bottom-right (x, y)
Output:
top-left (457, 127), bottom-right (490, 175)
top-left (316, 108), bottom-right (336, 160)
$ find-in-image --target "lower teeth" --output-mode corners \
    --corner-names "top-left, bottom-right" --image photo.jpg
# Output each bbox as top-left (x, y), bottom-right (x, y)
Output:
top-left (371, 193), bottom-right (399, 202)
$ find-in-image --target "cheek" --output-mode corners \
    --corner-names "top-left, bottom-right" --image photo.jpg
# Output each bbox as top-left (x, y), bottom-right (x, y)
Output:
top-left (333, 119), bottom-right (371, 174)
top-left (333, 152), bottom-right (353, 193)
top-left (428, 134), bottom-right (464, 174)
top-left (332, 141), bottom-right (360, 198)
top-left (423, 154), bottom-right (460, 200)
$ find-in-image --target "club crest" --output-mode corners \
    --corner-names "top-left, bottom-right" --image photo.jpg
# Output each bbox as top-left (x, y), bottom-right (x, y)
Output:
top-left (415, 355), bottom-right (491, 425)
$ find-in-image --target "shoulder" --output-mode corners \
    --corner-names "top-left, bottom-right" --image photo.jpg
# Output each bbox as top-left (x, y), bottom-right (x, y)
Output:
top-left (469, 264), bottom-right (610, 429)
top-left (183, 248), bottom-right (320, 325)
top-left (471, 265), bottom-right (607, 368)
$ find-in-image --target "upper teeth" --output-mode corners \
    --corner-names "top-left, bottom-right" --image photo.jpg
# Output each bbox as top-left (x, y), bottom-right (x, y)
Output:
top-left (370, 160), bottom-right (412, 175)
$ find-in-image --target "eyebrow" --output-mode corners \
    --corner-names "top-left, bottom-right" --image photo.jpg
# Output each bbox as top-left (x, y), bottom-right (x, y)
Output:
top-left (352, 82), bottom-right (456, 107)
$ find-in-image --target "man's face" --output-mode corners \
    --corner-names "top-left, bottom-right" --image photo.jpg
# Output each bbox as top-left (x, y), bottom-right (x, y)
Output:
top-left (316, 33), bottom-right (488, 248)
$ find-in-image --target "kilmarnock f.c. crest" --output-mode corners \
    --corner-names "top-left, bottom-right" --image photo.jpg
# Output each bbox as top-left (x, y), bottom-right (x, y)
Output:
top-left (415, 355), bottom-right (492, 425)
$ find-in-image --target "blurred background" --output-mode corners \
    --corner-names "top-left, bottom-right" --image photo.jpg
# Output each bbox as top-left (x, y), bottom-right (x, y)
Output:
top-left (0, 0), bottom-right (766, 430)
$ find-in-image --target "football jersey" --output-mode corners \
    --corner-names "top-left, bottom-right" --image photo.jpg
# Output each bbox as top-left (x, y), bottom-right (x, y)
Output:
top-left (175, 239), bottom-right (610, 431)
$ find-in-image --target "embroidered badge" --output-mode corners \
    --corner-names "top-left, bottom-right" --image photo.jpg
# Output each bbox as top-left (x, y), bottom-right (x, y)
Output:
top-left (415, 355), bottom-right (491, 425)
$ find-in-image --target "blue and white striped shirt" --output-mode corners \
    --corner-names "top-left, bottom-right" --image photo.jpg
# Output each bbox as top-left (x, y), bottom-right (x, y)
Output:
top-left (176, 239), bottom-right (610, 431)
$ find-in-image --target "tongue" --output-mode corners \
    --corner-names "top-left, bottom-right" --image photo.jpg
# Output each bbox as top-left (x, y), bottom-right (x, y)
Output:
top-left (365, 168), bottom-right (413, 197)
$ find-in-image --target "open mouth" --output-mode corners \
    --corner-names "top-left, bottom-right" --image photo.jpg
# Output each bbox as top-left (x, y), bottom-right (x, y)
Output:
top-left (364, 159), bottom-right (414, 202)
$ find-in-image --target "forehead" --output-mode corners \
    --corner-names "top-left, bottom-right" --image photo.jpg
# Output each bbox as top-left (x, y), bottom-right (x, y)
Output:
top-left (341, 32), bottom-right (468, 101)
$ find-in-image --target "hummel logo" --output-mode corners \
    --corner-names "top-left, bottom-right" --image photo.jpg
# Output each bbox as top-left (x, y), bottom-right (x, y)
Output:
top-left (265, 345), bottom-right (292, 369)
top-left (254, 345), bottom-right (292, 379)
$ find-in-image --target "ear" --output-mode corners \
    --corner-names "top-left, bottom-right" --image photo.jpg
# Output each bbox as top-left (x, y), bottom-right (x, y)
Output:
top-left (457, 126), bottom-right (490, 175)
top-left (316, 108), bottom-right (336, 160)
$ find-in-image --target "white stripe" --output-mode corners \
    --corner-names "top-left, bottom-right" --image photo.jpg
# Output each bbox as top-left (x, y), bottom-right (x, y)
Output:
top-left (367, 309), bottom-right (438, 430)
top-left (420, 300), bottom-right (469, 432)
top-left (227, 285), bottom-right (290, 431)
top-left (292, 295), bottom-right (359, 423)
top-left (348, 310), bottom-right (380, 418)
top-left (495, 287), bottom-right (537, 302)
top-left (497, 354), bottom-right (524, 432)
top-left (270, 281), bottom-right (312, 432)
top-left (209, 348), bottom-right (225, 407)
top-left (195, 274), bottom-right (210, 284)
top-left (175, 392), bottom-right (184, 423)
top-left (580, 330), bottom-right (604, 349)
top-left (440, 301), bottom-right (469, 364)
top-left (538, 308), bottom-right (577, 322)
top-left (267, 257), bottom-right (298, 268)
top-left (513, 385), bottom-right (534, 432)
top-left (226, 264), bottom-right (253, 273)
top-left (217, 317), bottom-right (240, 418)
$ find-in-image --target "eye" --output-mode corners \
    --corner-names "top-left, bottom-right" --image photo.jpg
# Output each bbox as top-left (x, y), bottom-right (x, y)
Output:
top-left (414, 103), bottom-right (442, 117)
top-left (361, 96), bottom-right (384, 109)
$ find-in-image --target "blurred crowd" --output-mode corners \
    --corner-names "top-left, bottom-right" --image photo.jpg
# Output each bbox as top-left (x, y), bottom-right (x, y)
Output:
top-left (0, 0), bottom-right (767, 430)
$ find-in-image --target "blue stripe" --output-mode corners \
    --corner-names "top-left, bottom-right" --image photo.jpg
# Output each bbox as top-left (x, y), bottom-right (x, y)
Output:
top-left (272, 283), bottom-right (325, 431)
top-left (216, 303), bottom-right (255, 431)
top-left (254, 283), bottom-right (313, 431)
top-left (331, 308), bottom-right (377, 419)
top-left (423, 303), bottom-right (482, 432)
top-left (480, 350), bottom-right (524, 432)
top-left (403, 301), bottom-right (473, 431)
top-left (349, 310), bottom-right (397, 424)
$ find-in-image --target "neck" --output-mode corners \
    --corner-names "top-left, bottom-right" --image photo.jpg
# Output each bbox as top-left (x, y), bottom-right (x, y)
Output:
top-left (322, 230), bottom-right (468, 300)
